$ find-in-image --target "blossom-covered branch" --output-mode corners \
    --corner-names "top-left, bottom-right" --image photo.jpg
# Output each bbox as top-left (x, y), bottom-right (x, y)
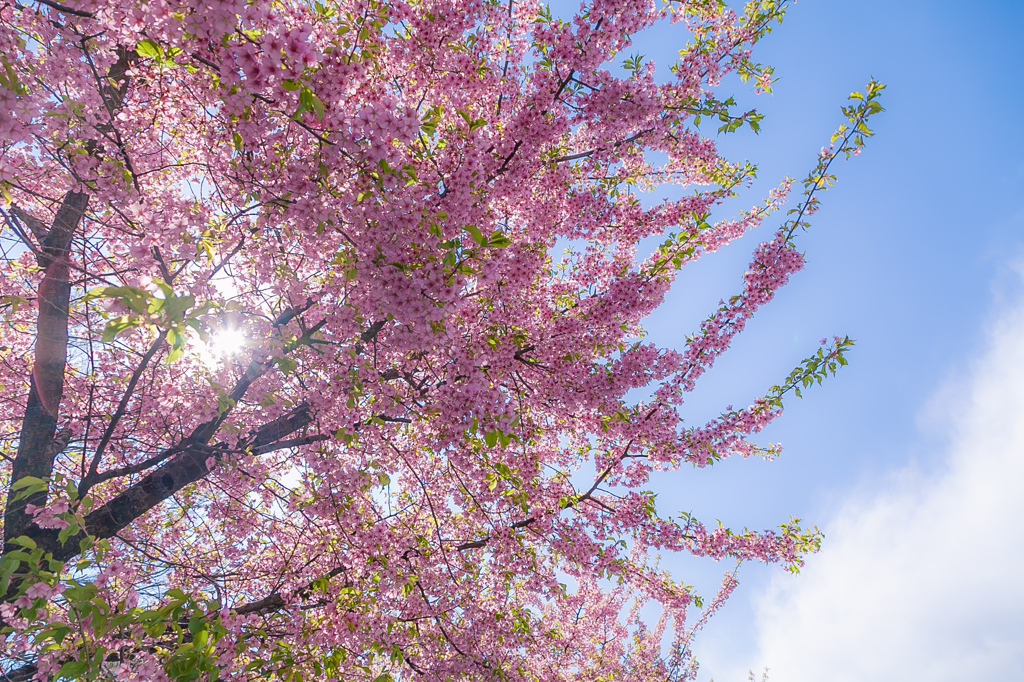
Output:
top-left (0, 0), bottom-right (882, 679)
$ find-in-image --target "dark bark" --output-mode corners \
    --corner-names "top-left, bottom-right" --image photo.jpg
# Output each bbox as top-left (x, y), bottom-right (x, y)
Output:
top-left (9, 205), bottom-right (48, 244)
top-left (3, 46), bottom-right (134, 548)
top-left (42, 405), bottom-right (314, 562)
top-left (3, 191), bottom-right (88, 548)
top-left (0, 662), bottom-right (37, 682)
top-left (234, 565), bottom-right (348, 615)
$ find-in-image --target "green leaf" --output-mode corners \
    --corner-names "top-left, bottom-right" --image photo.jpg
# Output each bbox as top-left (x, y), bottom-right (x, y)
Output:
top-left (8, 535), bottom-right (36, 550)
top-left (78, 536), bottom-right (93, 556)
top-left (101, 315), bottom-right (141, 343)
top-left (163, 293), bottom-right (195, 322)
top-left (0, 295), bottom-right (27, 313)
top-left (276, 356), bottom-right (297, 375)
top-left (311, 92), bottom-right (325, 120)
top-left (194, 628), bottom-right (209, 647)
top-left (463, 224), bottom-right (485, 246)
top-left (146, 621), bottom-right (167, 638)
top-left (11, 476), bottom-right (48, 501)
top-left (136, 39), bottom-right (163, 59)
top-left (165, 588), bottom-right (189, 601)
top-left (166, 344), bottom-right (185, 363)
top-left (216, 392), bottom-right (236, 416)
top-left (56, 661), bottom-right (89, 680)
top-left (297, 86), bottom-right (326, 120)
top-left (57, 521), bottom-right (80, 546)
top-left (86, 285), bottom-right (151, 312)
top-left (487, 231), bottom-right (511, 248)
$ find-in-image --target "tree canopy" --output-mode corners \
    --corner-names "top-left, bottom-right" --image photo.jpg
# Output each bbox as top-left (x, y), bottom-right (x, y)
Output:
top-left (0, 0), bottom-right (882, 679)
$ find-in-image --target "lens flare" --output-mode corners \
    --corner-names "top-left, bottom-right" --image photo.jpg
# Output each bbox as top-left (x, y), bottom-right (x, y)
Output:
top-left (207, 328), bottom-right (247, 357)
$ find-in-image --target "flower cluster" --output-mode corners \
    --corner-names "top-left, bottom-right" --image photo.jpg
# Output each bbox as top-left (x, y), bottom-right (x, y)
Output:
top-left (0, 0), bottom-right (883, 680)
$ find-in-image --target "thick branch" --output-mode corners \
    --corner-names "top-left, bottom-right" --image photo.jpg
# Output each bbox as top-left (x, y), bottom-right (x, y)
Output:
top-left (455, 517), bottom-right (536, 551)
top-left (251, 434), bottom-right (329, 456)
top-left (32, 0), bottom-right (94, 18)
top-left (0, 662), bottom-right (37, 682)
top-left (80, 330), bottom-right (169, 496)
top-left (4, 191), bottom-right (88, 547)
top-left (4, 46), bottom-right (135, 548)
top-left (45, 405), bottom-right (314, 562)
top-left (233, 565), bottom-right (347, 616)
top-left (9, 205), bottom-right (48, 243)
top-left (30, 310), bottom-right (324, 562)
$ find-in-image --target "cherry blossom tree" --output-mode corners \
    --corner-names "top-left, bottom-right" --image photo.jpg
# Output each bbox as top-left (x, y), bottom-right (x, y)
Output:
top-left (0, 0), bottom-right (883, 678)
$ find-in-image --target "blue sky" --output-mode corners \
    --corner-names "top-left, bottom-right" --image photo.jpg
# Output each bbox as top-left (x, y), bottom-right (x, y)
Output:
top-left (591, 0), bottom-right (1024, 679)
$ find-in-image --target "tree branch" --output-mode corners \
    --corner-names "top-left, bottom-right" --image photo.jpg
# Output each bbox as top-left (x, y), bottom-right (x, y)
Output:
top-left (0, 661), bottom-right (37, 682)
top-left (251, 434), bottom-right (329, 456)
top-left (9, 205), bottom-right (48, 243)
top-left (4, 46), bottom-right (136, 548)
top-left (233, 565), bottom-right (347, 615)
top-left (79, 330), bottom-right (169, 497)
top-left (32, 0), bottom-right (94, 18)
top-left (45, 404), bottom-right (315, 562)
top-left (4, 191), bottom-right (88, 547)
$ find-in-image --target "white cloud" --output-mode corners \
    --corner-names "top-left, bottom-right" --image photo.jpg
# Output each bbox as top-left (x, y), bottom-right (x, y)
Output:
top-left (742, 295), bottom-right (1024, 681)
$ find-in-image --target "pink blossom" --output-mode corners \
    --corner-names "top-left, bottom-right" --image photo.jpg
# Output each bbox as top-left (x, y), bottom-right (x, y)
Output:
top-left (0, 1), bottom-right (882, 678)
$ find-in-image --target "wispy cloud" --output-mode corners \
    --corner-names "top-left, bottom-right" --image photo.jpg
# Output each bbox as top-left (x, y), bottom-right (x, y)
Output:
top-left (743, 292), bottom-right (1024, 681)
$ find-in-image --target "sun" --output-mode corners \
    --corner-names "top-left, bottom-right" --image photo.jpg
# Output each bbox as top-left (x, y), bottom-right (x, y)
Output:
top-left (205, 327), bottom-right (247, 359)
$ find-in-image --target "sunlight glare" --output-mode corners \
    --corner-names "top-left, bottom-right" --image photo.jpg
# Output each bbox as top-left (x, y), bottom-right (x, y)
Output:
top-left (207, 327), bottom-right (247, 358)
